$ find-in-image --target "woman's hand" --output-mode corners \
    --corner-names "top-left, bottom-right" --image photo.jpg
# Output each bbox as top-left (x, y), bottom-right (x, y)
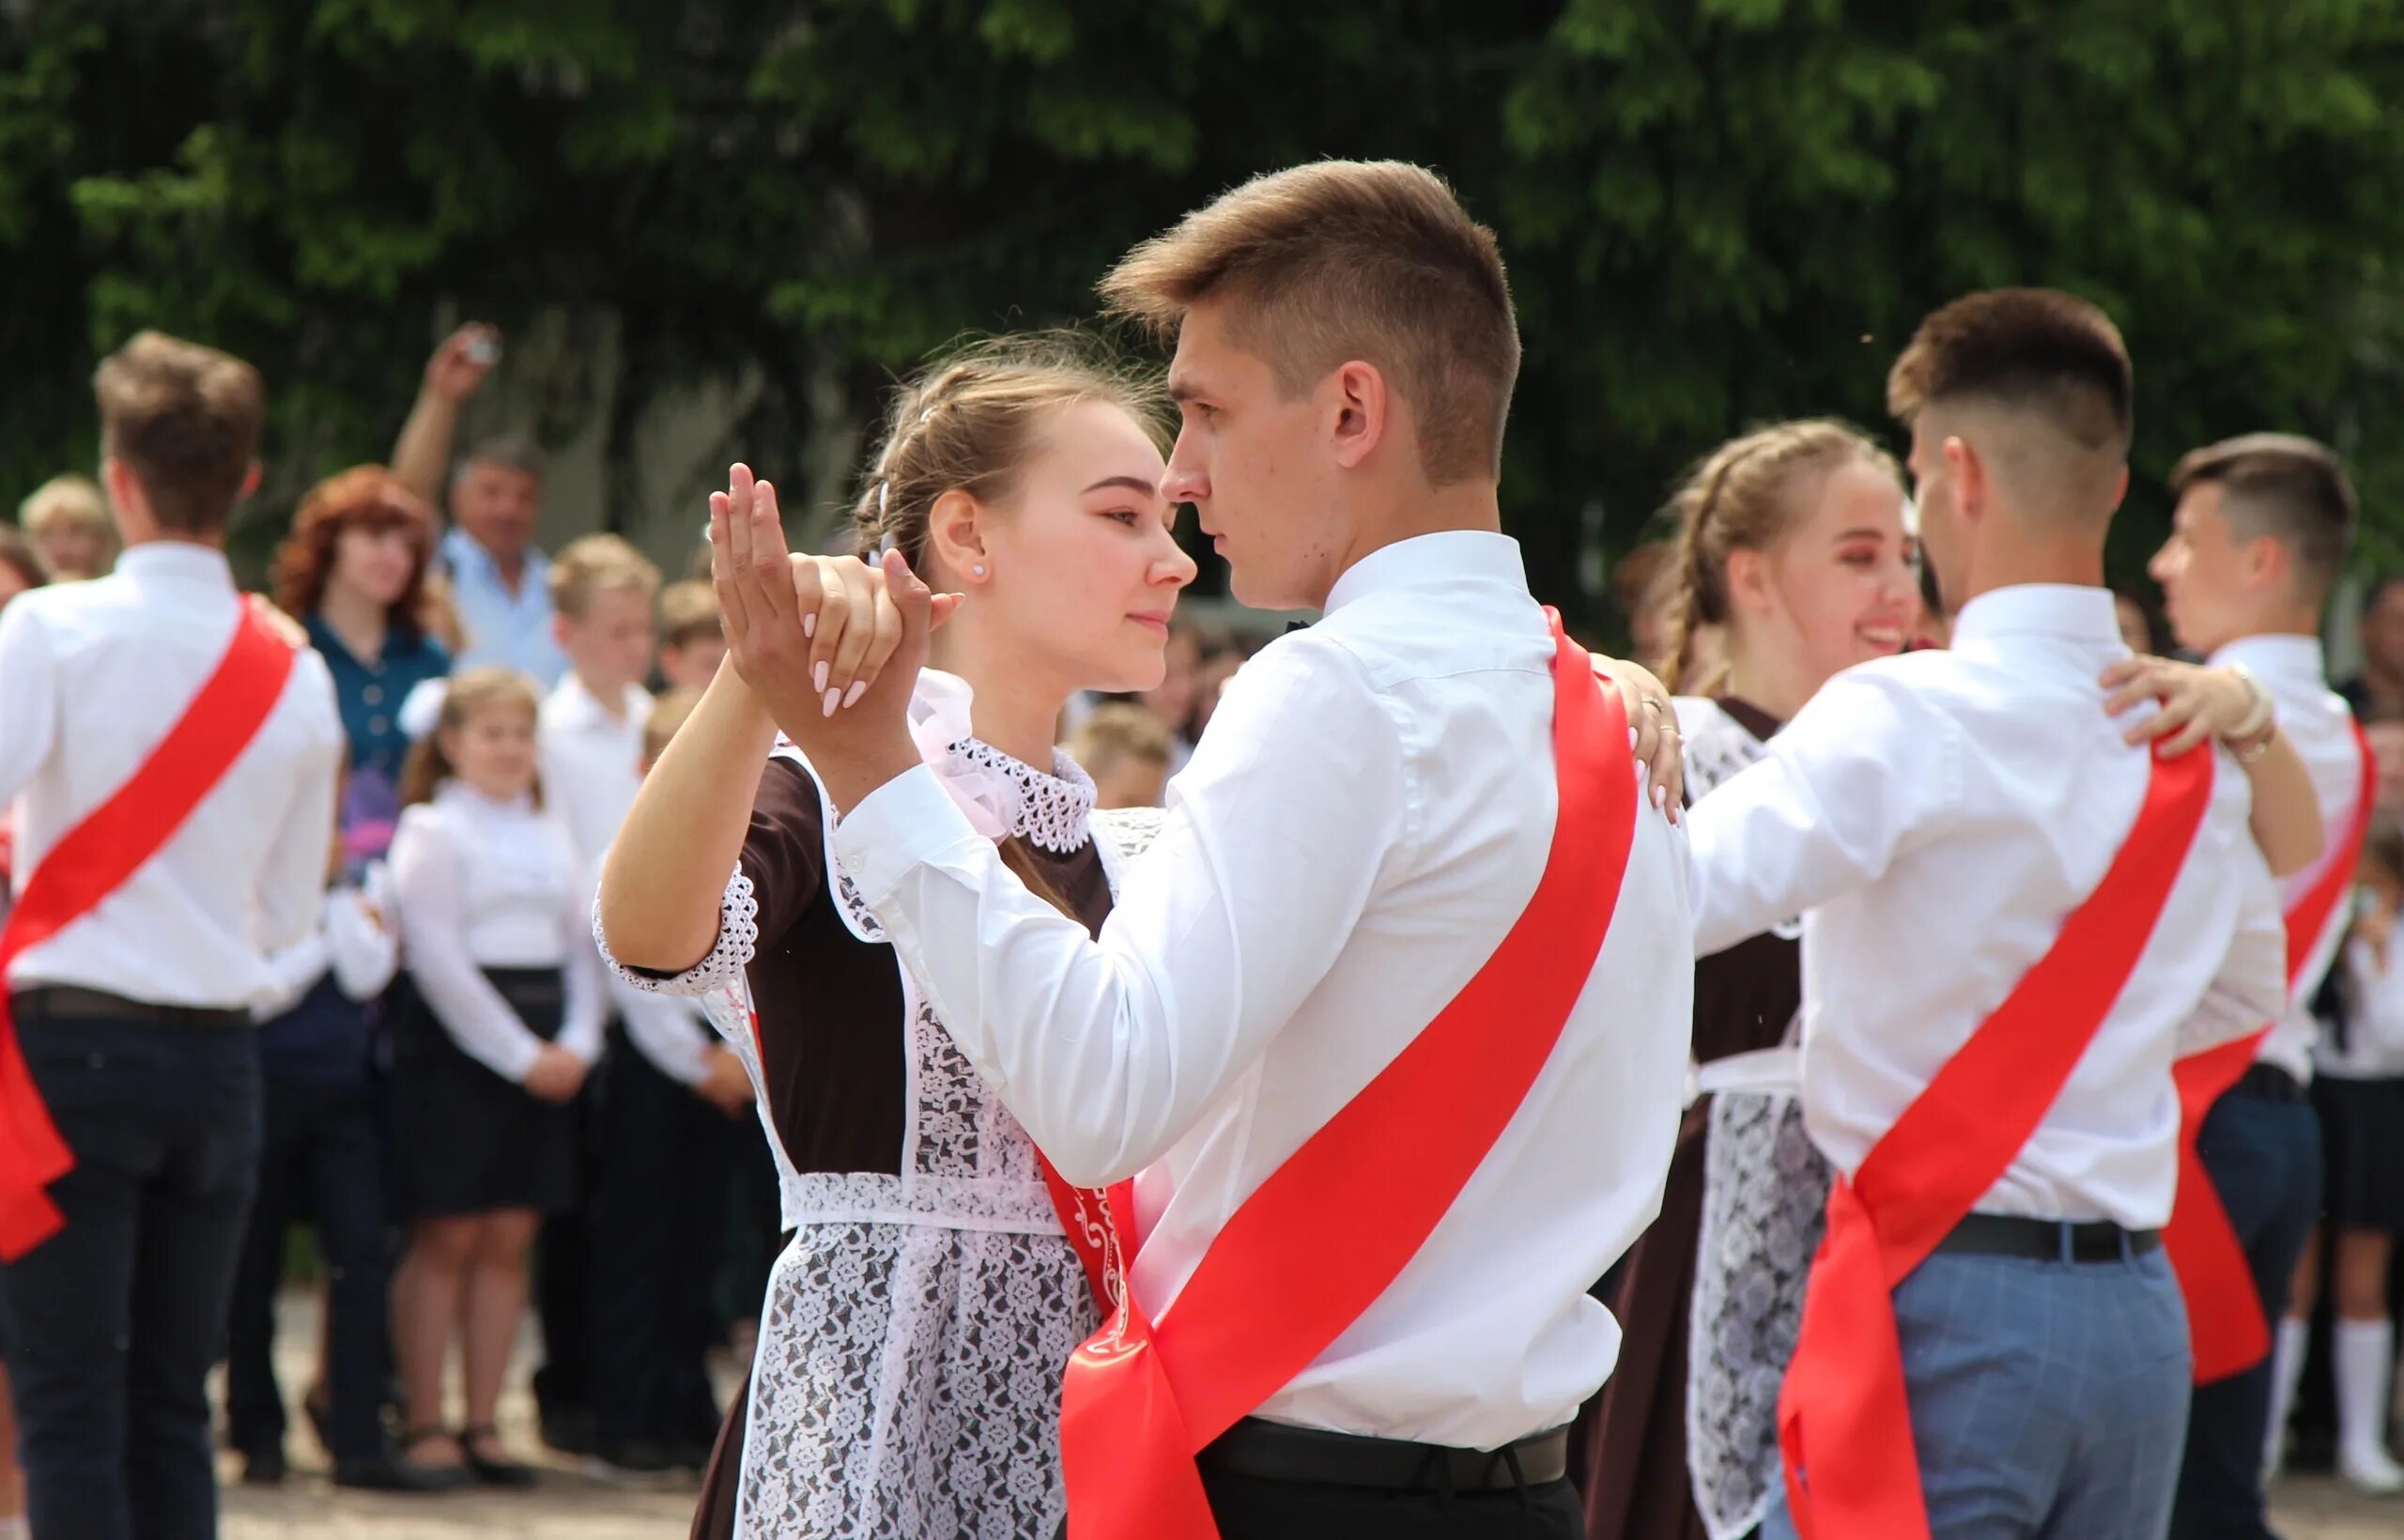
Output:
top-left (2102, 656), bottom-right (2271, 756)
top-left (1592, 656), bottom-right (1686, 820)
top-left (522, 1044), bottom-right (588, 1104)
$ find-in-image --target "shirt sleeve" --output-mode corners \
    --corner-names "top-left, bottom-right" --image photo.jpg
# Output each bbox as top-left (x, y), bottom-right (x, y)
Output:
top-left (614, 980), bottom-right (714, 1086)
top-left (254, 663), bottom-right (345, 959)
top-left (0, 602), bottom-right (58, 812)
top-left (1687, 669), bottom-right (1960, 957)
top-left (325, 882), bottom-right (400, 1001)
top-left (835, 635), bottom-right (1408, 1189)
top-left (252, 931), bottom-right (331, 1021)
top-left (391, 809), bottom-right (547, 1082)
top-left (2176, 758), bottom-right (2292, 1056)
top-left (557, 850), bottom-right (608, 1064)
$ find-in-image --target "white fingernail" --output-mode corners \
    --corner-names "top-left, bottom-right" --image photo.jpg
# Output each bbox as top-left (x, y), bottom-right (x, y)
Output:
top-left (1654, 783), bottom-right (1669, 811)
top-left (1628, 727), bottom-right (1638, 750)
top-left (814, 661), bottom-right (828, 693)
top-left (803, 613), bottom-right (816, 639)
top-left (823, 686), bottom-right (840, 717)
top-left (843, 681), bottom-right (867, 709)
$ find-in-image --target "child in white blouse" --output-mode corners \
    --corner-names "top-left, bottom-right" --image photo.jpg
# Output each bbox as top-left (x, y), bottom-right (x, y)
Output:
top-left (384, 667), bottom-right (604, 1486)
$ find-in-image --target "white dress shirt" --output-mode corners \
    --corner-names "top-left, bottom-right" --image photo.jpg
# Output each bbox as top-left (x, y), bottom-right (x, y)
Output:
top-left (253, 873), bottom-right (402, 1022)
top-left (1689, 584), bottom-right (2288, 1228)
top-left (2211, 637), bottom-right (2365, 1086)
top-left (390, 782), bottom-right (604, 1079)
top-left (541, 673), bottom-right (652, 871)
top-left (0, 544), bottom-right (344, 1009)
top-left (2331, 928), bottom-right (2404, 1080)
top-left (838, 531), bottom-right (1693, 1450)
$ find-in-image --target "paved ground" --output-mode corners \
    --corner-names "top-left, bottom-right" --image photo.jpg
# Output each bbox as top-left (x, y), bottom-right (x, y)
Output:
top-left (208, 1291), bottom-right (2399, 1538)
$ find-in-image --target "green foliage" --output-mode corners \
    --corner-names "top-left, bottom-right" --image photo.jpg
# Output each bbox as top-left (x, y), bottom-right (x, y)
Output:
top-left (5, 0), bottom-right (2404, 628)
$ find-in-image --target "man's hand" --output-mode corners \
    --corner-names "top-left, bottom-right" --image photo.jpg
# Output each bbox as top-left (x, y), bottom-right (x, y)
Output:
top-left (522, 1044), bottom-right (588, 1103)
top-left (424, 323), bottom-right (499, 405)
top-left (696, 1046), bottom-right (756, 1118)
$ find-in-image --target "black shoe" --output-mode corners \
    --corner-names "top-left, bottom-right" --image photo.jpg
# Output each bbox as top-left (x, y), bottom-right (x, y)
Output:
top-left (461, 1424), bottom-right (540, 1488)
top-left (583, 1439), bottom-right (678, 1487)
top-left (239, 1446), bottom-right (288, 1486)
top-left (537, 1402), bottom-right (596, 1458)
top-left (333, 1451), bottom-right (474, 1493)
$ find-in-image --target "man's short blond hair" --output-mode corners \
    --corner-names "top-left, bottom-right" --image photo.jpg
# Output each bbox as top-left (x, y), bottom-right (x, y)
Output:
top-left (1100, 160), bottom-right (1520, 486)
top-left (1887, 288), bottom-right (2133, 455)
top-left (656, 578), bottom-right (722, 649)
top-left (92, 331), bottom-right (267, 533)
top-left (1068, 702), bottom-right (1174, 776)
top-left (548, 533), bottom-right (660, 620)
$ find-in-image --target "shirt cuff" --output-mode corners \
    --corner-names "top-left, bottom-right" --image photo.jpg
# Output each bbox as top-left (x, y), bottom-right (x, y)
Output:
top-left (835, 763), bottom-right (992, 906)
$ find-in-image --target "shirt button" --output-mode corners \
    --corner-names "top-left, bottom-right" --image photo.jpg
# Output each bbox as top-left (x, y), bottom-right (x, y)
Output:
top-left (362, 685), bottom-right (384, 705)
top-left (369, 716), bottom-right (390, 735)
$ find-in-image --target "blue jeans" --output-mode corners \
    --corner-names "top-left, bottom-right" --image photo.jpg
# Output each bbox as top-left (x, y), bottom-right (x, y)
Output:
top-left (1764, 1244), bottom-right (2191, 1540)
top-left (0, 1014), bottom-right (263, 1540)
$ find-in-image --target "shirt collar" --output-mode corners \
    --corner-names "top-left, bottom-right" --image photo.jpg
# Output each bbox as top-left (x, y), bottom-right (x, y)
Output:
top-left (116, 542), bottom-right (234, 590)
top-left (2208, 633), bottom-right (2327, 693)
top-left (548, 672), bottom-right (641, 731)
top-left (1949, 583), bottom-right (2125, 651)
top-left (434, 779), bottom-right (536, 818)
top-left (441, 527), bottom-right (547, 588)
top-left (1322, 530), bottom-right (1528, 616)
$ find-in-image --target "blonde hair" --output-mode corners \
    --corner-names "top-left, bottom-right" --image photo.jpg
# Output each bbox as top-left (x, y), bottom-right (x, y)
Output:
top-left (656, 579), bottom-right (721, 650)
top-left (547, 532), bottom-right (661, 620)
top-left (398, 667), bottom-right (543, 808)
top-left (851, 332), bottom-right (1167, 571)
top-left (1659, 419), bottom-right (1902, 695)
top-left (19, 472), bottom-right (110, 540)
top-left (1100, 160), bottom-right (1518, 485)
top-left (1067, 702), bottom-right (1173, 778)
top-left (643, 685), bottom-right (703, 764)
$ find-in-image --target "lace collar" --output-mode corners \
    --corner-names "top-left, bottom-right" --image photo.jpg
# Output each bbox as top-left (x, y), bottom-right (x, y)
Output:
top-left (940, 737), bottom-right (1096, 854)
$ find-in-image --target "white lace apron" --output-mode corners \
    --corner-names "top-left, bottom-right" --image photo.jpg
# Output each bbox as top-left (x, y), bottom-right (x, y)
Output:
top-left (1668, 699), bottom-right (1834, 1540)
top-left (599, 727), bottom-right (1167, 1540)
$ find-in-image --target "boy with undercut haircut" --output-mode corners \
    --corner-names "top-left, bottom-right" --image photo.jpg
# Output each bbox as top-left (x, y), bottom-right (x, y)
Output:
top-left (2150, 434), bottom-right (2379, 1522)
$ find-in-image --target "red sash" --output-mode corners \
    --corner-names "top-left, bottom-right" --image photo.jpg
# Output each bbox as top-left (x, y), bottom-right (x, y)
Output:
top-left (1036, 611), bottom-right (1637, 1539)
top-left (2164, 720), bottom-right (2375, 1383)
top-left (0, 605), bottom-right (297, 1260)
top-left (1776, 746), bottom-right (2215, 1540)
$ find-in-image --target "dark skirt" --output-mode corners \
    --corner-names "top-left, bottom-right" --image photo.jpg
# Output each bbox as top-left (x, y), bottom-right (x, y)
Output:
top-left (2313, 1073), bottom-right (2404, 1233)
top-left (389, 966), bottom-right (578, 1217)
top-left (1571, 1097), bottom-right (1713, 1540)
top-left (690, 1369), bottom-right (745, 1540)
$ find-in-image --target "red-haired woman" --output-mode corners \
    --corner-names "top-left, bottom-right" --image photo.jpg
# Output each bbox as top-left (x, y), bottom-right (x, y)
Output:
top-left (270, 467), bottom-right (452, 862)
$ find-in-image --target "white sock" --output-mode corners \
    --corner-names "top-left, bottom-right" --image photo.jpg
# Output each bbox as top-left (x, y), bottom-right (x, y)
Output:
top-left (2266, 1313), bottom-right (2310, 1472)
top-left (2335, 1317), bottom-right (2398, 1460)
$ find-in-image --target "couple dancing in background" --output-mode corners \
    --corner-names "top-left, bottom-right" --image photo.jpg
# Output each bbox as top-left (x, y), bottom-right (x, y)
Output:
top-left (593, 160), bottom-right (2329, 1540)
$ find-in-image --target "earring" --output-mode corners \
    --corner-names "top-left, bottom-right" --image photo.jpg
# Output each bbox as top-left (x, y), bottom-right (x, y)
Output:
top-left (972, 563), bottom-right (987, 578)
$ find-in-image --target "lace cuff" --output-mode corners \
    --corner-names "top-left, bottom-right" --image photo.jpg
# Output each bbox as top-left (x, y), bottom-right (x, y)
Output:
top-left (591, 865), bottom-right (758, 996)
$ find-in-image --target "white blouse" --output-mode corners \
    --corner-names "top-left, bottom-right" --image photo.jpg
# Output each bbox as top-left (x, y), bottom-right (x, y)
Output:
top-left (390, 781), bottom-right (605, 1081)
top-left (2331, 927), bottom-right (2404, 1081)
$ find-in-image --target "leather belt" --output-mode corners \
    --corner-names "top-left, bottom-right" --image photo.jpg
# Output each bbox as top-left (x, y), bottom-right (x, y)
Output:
top-left (1934, 1212), bottom-right (2161, 1265)
top-left (1197, 1417), bottom-right (1569, 1493)
top-left (11, 986), bottom-right (251, 1032)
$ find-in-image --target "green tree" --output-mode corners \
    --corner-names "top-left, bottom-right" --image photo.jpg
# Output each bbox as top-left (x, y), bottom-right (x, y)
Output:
top-left (5, 0), bottom-right (2403, 633)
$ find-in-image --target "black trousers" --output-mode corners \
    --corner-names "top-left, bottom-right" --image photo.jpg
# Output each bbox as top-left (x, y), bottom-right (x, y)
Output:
top-left (532, 1086), bottom-right (595, 1428)
top-left (2170, 1086), bottom-right (2322, 1540)
top-left (1058, 1454), bottom-right (1586, 1539)
top-left (0, 1014), bottom-right (262, 1540)
top-left (587, 1029), bottom-right (740, 1452)
top-left (223, 1074), bottom-right (390, 1463)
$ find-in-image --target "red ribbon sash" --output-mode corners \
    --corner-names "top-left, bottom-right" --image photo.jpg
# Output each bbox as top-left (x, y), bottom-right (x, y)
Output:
top-left (1044, 611), bottom-right (1639, 1540)
top-left (2164, 720), bottom-right (2375, 1383)
top-left (0, 605), bottom-right (297, 1260)
top-left (1776, 746), bottom-right (2214, 1540)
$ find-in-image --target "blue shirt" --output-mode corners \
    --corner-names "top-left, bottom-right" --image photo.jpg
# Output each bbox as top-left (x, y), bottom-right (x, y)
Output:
top-left (439, 527), bottom-right (563, 686)
top-left (306, 613), bottom-right (450, 861)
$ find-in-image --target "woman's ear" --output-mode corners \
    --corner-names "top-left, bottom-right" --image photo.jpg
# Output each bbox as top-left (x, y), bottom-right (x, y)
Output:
top-left (1724, 547), bottom-right (1770, 619)
top-left (925, 488), bottom-right (990, 586)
